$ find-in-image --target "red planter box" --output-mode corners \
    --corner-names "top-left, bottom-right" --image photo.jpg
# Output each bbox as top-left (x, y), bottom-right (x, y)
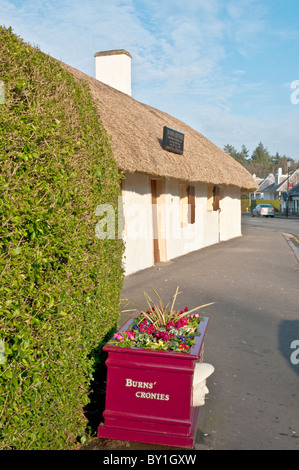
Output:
top-left (97, 316), bottom-right (209, 448)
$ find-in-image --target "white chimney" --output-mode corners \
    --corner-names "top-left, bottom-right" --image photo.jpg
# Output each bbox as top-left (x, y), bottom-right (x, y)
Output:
top-left (94, 49), bottom-right (132, 96)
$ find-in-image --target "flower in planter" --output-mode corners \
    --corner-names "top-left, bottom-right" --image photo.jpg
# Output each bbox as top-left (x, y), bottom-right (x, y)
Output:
top-left (109, 287), bottom-right (215, 353)
top-left (113, 333), bottom-right (125, 341)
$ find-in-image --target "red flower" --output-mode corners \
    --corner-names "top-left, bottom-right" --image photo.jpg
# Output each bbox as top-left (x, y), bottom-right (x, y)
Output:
top-left (166, 321), bottom-right (175, 330)
top-left (179, 343), bottom-right (190, 350)
top-left (140, 322), bottom-right (156, 335)
top-left (155, 331), bottom-right (175, 342)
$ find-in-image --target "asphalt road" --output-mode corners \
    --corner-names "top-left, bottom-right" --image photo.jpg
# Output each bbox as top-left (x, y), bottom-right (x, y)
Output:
top-left (242, 212), bottom-right (299, 237)
top-left (88, 215), bottom-right (299, 451)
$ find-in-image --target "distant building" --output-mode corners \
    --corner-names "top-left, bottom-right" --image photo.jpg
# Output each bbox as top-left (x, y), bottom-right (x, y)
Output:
top-left (253, 167), bottom-right (299, 213)
top-left (276, 169), bottom-right (299, 213)
top-left (289, 183), bottom-right (299, 213)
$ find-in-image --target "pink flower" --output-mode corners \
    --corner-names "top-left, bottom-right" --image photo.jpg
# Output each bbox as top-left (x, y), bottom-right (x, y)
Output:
top-left (126, 331), bottom-right (135, 341)
top-left (113, 333), bottom-right (124, 342)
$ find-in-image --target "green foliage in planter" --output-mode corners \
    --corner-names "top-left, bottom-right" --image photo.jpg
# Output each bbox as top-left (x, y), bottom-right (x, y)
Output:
top-left (0, 26), bottom-right (124, 449)
top-left (251, 199), bottom-right (281, 212)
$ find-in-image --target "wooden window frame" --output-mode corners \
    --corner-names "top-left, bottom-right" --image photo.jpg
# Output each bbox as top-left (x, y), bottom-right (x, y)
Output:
top-left (207, 184), bottom-right (220, 212)
top-left (212, 185), bottom-right (220, 211)
top-left (180, 183), bottom-right (196, 225)
top-left (188, 185), bottom-right (195, 224)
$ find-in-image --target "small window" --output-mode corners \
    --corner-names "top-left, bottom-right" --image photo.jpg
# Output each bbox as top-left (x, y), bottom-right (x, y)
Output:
top-left (180, 184), bottom-right (196, 225)
top-left (207, 185), bottom-right (213, 211)
top-left (188, 185), bottom-right (195, 224)
top-left (207, 185), bottom-right (220, 211)
top-left (212, 186), bottom-right (220, 211)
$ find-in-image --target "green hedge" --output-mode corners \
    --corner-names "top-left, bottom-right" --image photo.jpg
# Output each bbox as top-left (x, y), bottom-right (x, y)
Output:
top-left (0, 27), bottom-right (124, 449)
top-left (251, 199), bottom-right (281, 212)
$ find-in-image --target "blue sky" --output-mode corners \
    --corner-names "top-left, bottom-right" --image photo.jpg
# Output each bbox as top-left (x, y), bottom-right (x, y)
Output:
top-left (1, 0), bottom-right (299, 162)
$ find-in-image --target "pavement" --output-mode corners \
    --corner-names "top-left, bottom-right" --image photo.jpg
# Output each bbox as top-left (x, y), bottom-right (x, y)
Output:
top-left (81, 220), bottom-right (299, 451)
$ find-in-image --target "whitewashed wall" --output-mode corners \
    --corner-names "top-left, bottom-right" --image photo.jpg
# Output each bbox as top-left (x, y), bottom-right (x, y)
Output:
top-left (121, 173), bottom-right (153, 275)
top-left (122, 173), bottom-right (242, 275)
top-left (219, 186), bottom-right (242, 241)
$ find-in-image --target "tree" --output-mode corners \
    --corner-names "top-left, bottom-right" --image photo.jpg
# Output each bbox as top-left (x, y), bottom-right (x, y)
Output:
top-left (272, 154), bottom-right (298, 173)
top-left (250, 142), bottom-right (272, 165)
top-left (223, 144), bottom-right (249, 165)
top-left (223, 141), bottom-right (299, 178)
top-left (239, 145), bottom-right (250, 164)
top-left (272, 152), bottom-right (282, 166)
top-left (223, 144), bottom-right (239, 159)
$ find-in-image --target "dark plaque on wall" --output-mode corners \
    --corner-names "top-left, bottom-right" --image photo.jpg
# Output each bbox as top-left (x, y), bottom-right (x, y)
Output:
top-left (162, 126), bottom-right (184, 155)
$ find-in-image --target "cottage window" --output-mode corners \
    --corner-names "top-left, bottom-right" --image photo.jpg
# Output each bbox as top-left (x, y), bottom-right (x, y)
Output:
top-left (207, 185), bottom-right (220, 211)
top-left (188, 185), bottom-right (195, 224)
top-left (213, 186), bottom-right (220, 211)
top-left (180, 184), bottom-right (195, 225)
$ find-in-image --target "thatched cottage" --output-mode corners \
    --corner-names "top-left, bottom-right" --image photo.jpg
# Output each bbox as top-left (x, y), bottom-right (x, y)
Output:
top-left (62, 50), bottom-right (257, 276)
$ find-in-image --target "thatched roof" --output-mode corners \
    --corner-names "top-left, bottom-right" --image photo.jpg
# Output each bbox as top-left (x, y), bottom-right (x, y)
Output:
top-left (62, 63), bottom-right (258, 192)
